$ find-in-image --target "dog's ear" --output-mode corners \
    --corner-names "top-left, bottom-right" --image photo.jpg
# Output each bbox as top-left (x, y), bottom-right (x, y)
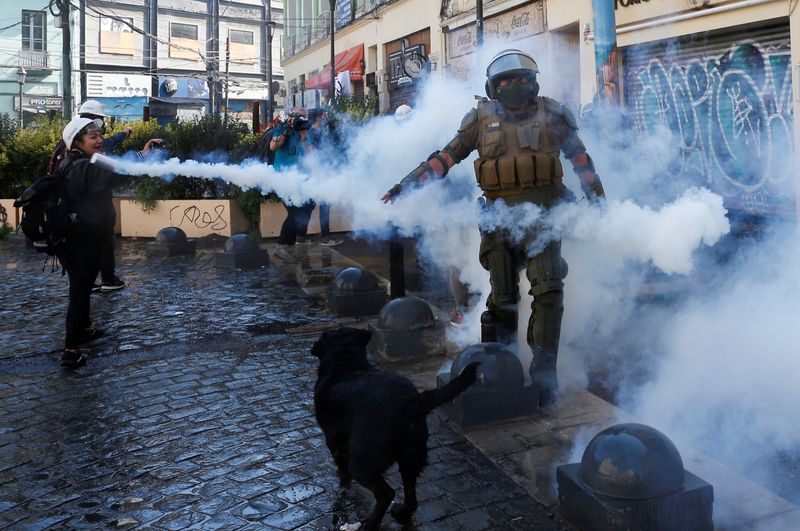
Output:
top-left (311, 331), bottom-right (330, 358)
top-left (351, 327), bottom-right (372, 347)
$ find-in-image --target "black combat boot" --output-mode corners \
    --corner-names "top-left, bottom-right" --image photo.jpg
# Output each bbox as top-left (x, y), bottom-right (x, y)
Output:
top-left (480, 311), bottom-right (497, 343)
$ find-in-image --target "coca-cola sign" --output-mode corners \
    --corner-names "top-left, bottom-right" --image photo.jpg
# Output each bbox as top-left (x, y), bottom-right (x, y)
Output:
top-left (446, 2), bottom-right (544, 60)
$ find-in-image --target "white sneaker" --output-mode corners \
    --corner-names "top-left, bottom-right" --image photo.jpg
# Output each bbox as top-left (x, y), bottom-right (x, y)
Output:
top-left (319, 238), bottom-right (343, 247)
top-left (273, 246), bottom-right (296, 263)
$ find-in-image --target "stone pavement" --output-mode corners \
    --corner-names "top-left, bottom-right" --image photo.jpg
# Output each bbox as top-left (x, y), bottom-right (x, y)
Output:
top-left (0, 235), bottom-right (569, 530)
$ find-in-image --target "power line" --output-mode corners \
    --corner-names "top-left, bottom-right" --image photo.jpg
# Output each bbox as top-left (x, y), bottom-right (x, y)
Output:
top-left (0, 0), bottom-right (55, 34)
top-left (74, 0), bottom-right (210, 63)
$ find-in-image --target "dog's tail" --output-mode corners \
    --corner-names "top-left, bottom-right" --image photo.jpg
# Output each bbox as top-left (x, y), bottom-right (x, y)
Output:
top-left (418, 362), bottom-right (479, 416)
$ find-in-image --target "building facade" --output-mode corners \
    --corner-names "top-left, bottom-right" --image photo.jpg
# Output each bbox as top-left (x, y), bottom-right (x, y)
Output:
top-left (80, 0), bottom-right (285, 127)
top-left (281, 0), bottom-right (445, 113)
top-left (0, 0), bottom-right (78, 125)
top-left (536, 0), bottom-right (799, 219)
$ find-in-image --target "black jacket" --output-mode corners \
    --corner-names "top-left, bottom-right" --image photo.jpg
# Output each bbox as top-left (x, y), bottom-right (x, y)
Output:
top-left (61, 150), bottom-right (127, 231)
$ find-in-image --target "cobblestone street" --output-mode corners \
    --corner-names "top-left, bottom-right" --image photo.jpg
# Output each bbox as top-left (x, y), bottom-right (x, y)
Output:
top-left (0, 236), bottom-right (567, 530)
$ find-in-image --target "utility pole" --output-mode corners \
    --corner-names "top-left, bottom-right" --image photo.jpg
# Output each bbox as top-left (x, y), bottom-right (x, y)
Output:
top-left (209, 0), bottom-right (220, 115)
top-left (329, 0), bottom-right (336, 103)
top-left (265, 0), bottom-right (274, 121)
top-left (475, 0), bottom-right (483, 52)
top-left (60, 0), bottom-right (73, 119)
top-left (224, 36), bottom-right (230, 122)
top-left (475, 0), bottom-right (484, 69)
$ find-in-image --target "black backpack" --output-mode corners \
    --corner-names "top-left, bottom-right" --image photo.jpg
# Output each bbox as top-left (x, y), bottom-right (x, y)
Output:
top-left (13, 162), bottom-right (75, 257)
top-left (256, 128), bottom-right (275, 166)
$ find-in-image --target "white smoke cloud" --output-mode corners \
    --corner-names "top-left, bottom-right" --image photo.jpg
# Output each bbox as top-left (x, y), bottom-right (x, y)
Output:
top-left (97, 33), bottom-right (800, 525)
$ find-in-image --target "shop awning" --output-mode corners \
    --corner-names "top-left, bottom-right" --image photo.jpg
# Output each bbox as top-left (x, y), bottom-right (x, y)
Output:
top-left (305, 44), bottom-right (364, 89)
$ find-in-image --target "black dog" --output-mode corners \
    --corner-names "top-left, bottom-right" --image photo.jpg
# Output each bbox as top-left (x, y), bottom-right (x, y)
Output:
top-left (312, 327), bottom-right (478, 530)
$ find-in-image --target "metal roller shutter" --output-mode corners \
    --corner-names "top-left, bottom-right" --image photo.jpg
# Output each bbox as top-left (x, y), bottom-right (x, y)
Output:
top-left (623, 19), bottom-right (793, 218)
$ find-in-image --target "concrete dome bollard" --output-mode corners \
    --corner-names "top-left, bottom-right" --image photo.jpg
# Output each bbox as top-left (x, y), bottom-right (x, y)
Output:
top-left (557, 423), bottom-right (714, 531)
top-left (368, 296), bottom-right (444, 360)
top-left (216, 233), bottom-right (269, 269)
top-left (435, 343), bottom-right (538, 428)
top-left (325, 267), bottom-right (387, 317)
top-left (147, 226), bottom-right (196, 257)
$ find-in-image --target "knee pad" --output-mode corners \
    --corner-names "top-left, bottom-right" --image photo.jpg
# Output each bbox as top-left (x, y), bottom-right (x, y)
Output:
top-left (487, 250), bottom-right (519, 305)
top-left (528, 247), bottom-right (567, 297)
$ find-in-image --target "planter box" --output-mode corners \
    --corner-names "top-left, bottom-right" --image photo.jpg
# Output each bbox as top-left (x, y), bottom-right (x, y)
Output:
top-left (120, 199), bottom-right (249, 238)
top-left (0, 199), bottom-right (19, 230)
top-left (259, 202), bottom-right (357, 238)
top-left (113, 197), bottom-right (122, 235)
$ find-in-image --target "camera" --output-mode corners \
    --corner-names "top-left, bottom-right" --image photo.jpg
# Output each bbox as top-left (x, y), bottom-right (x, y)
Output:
top-left (289, 113), bottom-right (311, 132)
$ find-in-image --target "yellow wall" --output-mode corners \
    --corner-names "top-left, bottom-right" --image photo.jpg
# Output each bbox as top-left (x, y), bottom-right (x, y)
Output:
top-left (0, 199), bottom-right (18, 230)
top-left (120, 199), bottom-right (249, 238)
top-left (259, 201), bottom-right (356, 237)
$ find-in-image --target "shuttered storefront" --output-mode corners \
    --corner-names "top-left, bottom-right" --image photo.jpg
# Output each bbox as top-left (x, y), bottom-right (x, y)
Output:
top-left (623, 20), bottom-right (794, 218)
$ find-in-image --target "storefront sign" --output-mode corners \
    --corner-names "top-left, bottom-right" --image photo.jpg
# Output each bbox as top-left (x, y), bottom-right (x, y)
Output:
top-left (446, 2), bottom-right (545, 60)
top-left (337, 0), bottom-right (353, 28)
top-left (158, 77), bottom-right (209, 99)
top-left (388, 43), bottom-right (427, 89)
top-left (86, 73), bottom-right (150, 98)
top-left (16, 95), bottom-right (63, 112)
top-left (615, 0), bottom-right (650, 8)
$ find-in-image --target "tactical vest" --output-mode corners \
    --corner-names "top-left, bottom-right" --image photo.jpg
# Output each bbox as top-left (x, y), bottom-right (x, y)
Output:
top-left (473, 98), bottom-right (564, 200)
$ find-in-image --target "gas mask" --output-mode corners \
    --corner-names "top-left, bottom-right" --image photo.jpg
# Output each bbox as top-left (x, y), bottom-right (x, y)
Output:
top-left (495, 76), bottom-right (539, 110)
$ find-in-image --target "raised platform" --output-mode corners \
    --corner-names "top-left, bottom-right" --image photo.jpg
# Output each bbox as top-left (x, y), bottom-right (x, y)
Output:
top-left (267, 239), bottom-right (800, 531)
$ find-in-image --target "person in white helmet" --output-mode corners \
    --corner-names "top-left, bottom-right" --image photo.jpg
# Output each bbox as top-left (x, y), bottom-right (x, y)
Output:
top-left (58, 117), bottom-right (162, 369)
top-left (393, 104), bottom-right (414, 122)
top-left (48, 100), bottom-right (136, 292)
top-left (48, 100), bottom-right (133, 174)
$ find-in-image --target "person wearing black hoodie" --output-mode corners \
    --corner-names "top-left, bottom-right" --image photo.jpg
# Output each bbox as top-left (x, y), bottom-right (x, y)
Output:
top-left (59, 117), bottom-right (162, 369)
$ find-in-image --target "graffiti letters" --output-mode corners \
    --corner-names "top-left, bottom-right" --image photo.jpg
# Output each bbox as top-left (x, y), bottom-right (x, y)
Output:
top-left (0, 205), bottom-right (7, 226)
top-left (627, 40), bottom-right (794, 215)
top-left (169, 204), bottom-right (228, 231)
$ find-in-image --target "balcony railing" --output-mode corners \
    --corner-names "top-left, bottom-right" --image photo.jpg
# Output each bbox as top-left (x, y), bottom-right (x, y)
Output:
top-left (19, 50), bottom-right (50, 70)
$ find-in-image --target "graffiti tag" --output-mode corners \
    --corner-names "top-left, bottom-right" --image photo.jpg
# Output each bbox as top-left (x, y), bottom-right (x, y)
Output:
top-left (627, 40), bottom-right (794, 215)
top-left (169, 204), bottom-right (228, 231)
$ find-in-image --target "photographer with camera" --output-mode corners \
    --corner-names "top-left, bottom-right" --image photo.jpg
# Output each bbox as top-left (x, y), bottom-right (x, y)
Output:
top-left (270, 108), bottom-right (315, 263)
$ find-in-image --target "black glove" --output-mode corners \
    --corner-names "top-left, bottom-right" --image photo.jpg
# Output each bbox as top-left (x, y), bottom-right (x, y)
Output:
top-left (385, 184), bottom-right (403, 200)
top-left (581, 176), bottom-right (606, 202)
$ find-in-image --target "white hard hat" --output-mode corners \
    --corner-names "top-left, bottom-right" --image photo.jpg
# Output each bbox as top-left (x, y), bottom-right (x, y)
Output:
top-left (62, 117), bottom-right (96, 149)
top-left (394, 104), bottom-right (414, 122)
top-left (78, 99), bottom-right (107, 117)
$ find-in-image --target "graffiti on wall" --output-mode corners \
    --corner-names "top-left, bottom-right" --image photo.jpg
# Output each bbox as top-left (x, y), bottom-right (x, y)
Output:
top-left (626, 40), bottom-right (794, 216)
top-left (169, 204), bottom-right (228, 232)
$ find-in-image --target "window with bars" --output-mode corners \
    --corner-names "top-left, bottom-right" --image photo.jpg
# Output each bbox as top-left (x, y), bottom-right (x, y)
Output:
top-left (21, 10), bottom-right (45, 51)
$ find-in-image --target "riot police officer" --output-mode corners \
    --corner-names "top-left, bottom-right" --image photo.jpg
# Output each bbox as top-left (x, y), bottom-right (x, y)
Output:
top-left (382, 49), bottom-right (605, 407)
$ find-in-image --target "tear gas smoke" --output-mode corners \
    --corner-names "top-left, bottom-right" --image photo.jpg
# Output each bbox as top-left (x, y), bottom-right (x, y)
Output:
top-left (96, 34), bottom-right (799, 523)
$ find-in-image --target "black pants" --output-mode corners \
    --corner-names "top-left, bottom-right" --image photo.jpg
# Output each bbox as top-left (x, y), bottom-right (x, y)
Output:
top-left (98, 226), bottom-right (116, 283)
top-left (278, 201), bottom-right (315, 245)
top-left (62, 227), bottom-right (101, 349)
top-left (319, 203), bottom-right (331, 237)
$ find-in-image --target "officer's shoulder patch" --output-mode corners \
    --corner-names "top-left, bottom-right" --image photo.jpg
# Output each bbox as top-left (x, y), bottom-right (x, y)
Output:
top-left (460, 107), bottom-right (479, 130)
top-left (541, 96), bottom-right (564, 115)
top-left (476, 99), bottom-right (497, 121)
top-left (561, 104), bottom-right (579, 130)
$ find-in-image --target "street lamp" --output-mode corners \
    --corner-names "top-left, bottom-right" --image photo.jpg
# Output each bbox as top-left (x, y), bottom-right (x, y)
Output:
top-left (263, 0), bottom-right (276, 122)
top-left (16, 66), bottom-right (27, 130)
top-left (329, 0), bottom-right (336, 102)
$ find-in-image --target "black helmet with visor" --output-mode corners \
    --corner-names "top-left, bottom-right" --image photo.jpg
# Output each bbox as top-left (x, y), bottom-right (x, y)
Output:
top-left (485, 49), bottom-right (540, 101)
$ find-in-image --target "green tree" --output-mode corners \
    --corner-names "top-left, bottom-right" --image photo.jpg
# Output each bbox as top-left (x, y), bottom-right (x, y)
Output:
top-left (0, 115), bottom-right (65, 198)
